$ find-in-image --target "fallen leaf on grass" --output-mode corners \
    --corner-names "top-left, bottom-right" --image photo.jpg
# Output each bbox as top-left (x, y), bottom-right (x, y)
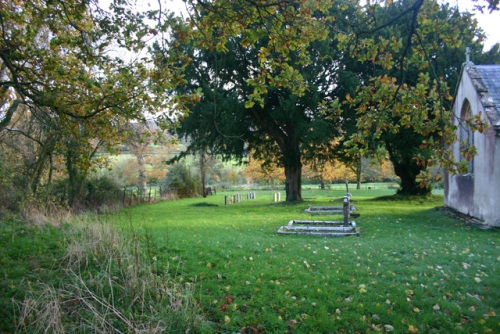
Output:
top-left (287, 319), bottom-right (298, 328)
top-left (483, 311), bottom-right (496, 318)
top-left (408, 325), bottom-right (419, 333)
top-left (384, 324), bottom-right (394, 332)
top-left (224, 315), bottom-right (231, 324)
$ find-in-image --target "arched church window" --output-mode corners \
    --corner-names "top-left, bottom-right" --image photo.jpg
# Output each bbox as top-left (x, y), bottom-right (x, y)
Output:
top-left (459, 99), bottom-right (474, 174)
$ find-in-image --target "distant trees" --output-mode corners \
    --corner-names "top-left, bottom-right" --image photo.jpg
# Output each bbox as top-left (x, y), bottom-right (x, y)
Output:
top-left (242, 158), bottom-right (285, 187)
top-left (0, 0), bottom-right (167, 208)
top-left (240, 155), bottom-right (396, 188)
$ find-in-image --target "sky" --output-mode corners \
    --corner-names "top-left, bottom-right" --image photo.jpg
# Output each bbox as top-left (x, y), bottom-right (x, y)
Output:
top-left (100, 0), bottom-right (499, 51)
top-left (445, 0), bottom-right (500, 50)
top-left (162, 0), bottom-right (500, 50)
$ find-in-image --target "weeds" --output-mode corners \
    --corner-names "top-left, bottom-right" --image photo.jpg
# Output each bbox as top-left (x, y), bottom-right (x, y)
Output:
top-left (12, 214), bottom-right (207, 333)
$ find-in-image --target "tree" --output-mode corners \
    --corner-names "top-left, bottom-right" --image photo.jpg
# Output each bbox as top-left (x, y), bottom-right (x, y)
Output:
top-left (123, 121), bottom-right (168, 192)
top-left (188, 150), bottom-right (224, 197)
top-left (162, 1), bottom-right (358, 201)
top-left (0, 0), bottom-right (167, 207)
top-left (302, 160), bottom-right (356, 187)
top-left (472, 0), bottom-right (500, 12)
top-left (242, 156), bottom-right (285, 187)
top-left (336, 0), bottom-right (496, 195)
top-left (163, 163), bottom-right (200, 198)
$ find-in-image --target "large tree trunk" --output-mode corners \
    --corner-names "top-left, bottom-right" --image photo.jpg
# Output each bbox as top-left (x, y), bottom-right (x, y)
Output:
top-left (284, 161), bottom-right (302, 201)
top-left (355, 158), bottom-right (362, 190)
top-left (385, 130), bottom-right (432, 196)
top-left (280, 138), bottom-right (302, 202)
top-left (392, 160), bottom-right (431, 196)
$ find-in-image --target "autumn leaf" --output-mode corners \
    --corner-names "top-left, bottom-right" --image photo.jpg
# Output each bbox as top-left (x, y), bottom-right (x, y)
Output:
top-left (408, 325), bottom-right (419, 333)
top-left (287, 319), bottom-right (298, 329)
top-left (226, 293), bottom-right (233, 305)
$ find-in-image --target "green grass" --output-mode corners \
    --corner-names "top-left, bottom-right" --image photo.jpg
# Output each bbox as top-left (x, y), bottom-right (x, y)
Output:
top-left (1, 187), bottom-right (497, 333)
top-left (114, 188), bottom-right (499, 333)
top-left (0, 220), bottom-right (66, 333)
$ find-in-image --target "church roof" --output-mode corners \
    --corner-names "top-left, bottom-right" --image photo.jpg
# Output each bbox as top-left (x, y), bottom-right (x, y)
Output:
top-left (466, 64), bottom-right (500, 132)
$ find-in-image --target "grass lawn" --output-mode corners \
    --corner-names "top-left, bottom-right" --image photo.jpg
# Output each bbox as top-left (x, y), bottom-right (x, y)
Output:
top-left (114, 188), bottom-right (499, 333)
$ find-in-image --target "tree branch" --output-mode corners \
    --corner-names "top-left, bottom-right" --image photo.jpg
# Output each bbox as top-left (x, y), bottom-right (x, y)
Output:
top-left (0, 99), bottom-right (22, 131)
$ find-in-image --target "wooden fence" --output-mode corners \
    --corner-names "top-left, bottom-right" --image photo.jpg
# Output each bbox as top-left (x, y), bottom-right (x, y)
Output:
top-left (122, 185), bottom-right (174, 206)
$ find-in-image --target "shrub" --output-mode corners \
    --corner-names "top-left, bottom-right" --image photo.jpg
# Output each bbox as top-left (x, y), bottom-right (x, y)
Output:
top-left (49, 176), bottom-right (123, 211)
top-left (85, 176), bottom-right (123, 209)
top-left (163, 163), bottom-right (201, 198)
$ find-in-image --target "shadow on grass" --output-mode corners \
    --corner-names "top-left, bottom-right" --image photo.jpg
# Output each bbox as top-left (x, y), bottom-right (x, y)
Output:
top-left (366, 194), bottom-right (442, 203)
top-left (190, 202), bottom-right (220, 207)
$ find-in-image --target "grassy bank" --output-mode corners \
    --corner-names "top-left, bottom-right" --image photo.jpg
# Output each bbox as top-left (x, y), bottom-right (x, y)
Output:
top-left (116, 188), bottom-right (499, 333)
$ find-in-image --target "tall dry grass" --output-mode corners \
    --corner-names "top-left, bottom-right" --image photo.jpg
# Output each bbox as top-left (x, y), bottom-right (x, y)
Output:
top-left (16, 214), bottom-right (207, 333)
